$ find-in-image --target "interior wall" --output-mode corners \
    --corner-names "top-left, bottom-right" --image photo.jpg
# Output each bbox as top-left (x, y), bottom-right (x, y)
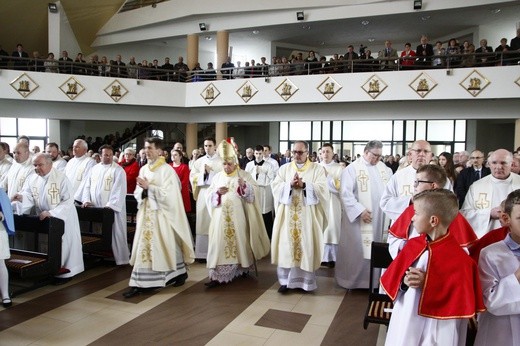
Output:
top-left (475, 119), bottom-right (515, 154)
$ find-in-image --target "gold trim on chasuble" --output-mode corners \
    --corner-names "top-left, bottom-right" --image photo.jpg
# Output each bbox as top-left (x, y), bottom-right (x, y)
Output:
top-left (289, 195), bottom-right (303, 262)
top-left (140, 204), bottom-right (155, 264)
top-left (223, 200), bottom-right (238, 259)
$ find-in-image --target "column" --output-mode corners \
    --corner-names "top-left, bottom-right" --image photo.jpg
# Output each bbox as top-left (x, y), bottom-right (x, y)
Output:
top-left (216, 122), bottom-right (227, 144)
top-left (216, 31), bottom-right (229, 80)
top-left (515, 119), bottom-right (520, 151)
top-left (186, 34), bottom-right (199, 71)
top-left (186, 123), bottom-right (198, 154)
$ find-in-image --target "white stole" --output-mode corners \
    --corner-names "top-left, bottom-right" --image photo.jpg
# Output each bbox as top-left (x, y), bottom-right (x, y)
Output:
top-left (353, 159), bottom-right (390, 258)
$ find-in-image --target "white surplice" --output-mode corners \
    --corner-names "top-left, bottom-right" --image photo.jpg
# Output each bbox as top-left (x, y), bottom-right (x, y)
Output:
top-left (18, 168), bottom-right (84, 278)
top-left (82, 162), bottom-right (129, 265)
top-left (245, 160), bottom-right (275, 214)
top-left (1, 157), bottom-right (34, 200)
top-left (474, 238), bottom-right (520, 346)
top-left (52, 157), bottom-right (67, 173)
top-left (320, 161), bottom-right (343, 262)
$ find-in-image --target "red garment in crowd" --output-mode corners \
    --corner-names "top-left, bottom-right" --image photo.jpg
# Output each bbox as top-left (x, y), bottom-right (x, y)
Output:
top-left (120, 158), bottom-right (139, 193)
top-left (171, 163), bottom-right (191, 213)
top-left (468, 226), bottom-right (510, 263)
top-left (389, 204), bottom-right (477, 247)
top-left (381, 232), bottom-right (486, 319)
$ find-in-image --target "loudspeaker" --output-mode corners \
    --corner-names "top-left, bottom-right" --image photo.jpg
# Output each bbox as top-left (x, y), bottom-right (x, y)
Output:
top-left (296, 11), bottom-right (304, 21)
top-left (413, 0), bottom-right (422, 10)
top-left (199, 23), bottom-right (207, 31)
top-left (48, 3), bottom-right (58, 13)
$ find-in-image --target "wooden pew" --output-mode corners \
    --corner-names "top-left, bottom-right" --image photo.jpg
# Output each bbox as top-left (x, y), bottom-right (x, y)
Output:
top-left (76, 206), bottom-right (114, 259)
top-left (6, 215), bottom-right (64, 296)
top-left (126, 194), bottom-right (138, 245)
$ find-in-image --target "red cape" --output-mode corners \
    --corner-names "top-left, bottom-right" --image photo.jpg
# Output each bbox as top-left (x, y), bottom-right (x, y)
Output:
top-left (389, 205), bottom-right (477, 247)
top-left (381, 232), bottom-right (486, 319)
top-left (468, 226), bottom-right (510, 263)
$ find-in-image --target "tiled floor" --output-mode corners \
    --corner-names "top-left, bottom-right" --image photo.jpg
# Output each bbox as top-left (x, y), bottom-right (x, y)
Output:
top-left (0, 260), bottom-right (385, 345)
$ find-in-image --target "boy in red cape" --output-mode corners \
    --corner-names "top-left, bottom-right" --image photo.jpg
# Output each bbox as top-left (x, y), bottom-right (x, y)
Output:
top-left (388, 164), bottom-right (477, 258)
top-left (381, 189), bottom-right (485, 346)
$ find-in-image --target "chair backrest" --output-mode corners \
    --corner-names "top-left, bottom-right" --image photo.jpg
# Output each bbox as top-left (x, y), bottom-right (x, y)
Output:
top-left (368, 241), bottom-right (393, 293)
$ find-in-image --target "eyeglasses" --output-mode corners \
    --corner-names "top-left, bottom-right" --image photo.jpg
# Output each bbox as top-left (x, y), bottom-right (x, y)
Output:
top-left (410, 149), bottom-right (432, 155)
top-left (368, 151), bottom-right (382, 158)
top-left (413, 180), bottom-right (434, 187)
top-left (469, 156), bottom-right (483, 160)
top-left (292, 150), bottom-right (307, 155)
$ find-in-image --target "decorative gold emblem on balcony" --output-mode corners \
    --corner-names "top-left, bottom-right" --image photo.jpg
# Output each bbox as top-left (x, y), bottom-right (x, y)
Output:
top-left (10, 73), bottom-right (39, 98)
top-left (200, 83), bottom-right (220, 105)
top-left (275, 78), bottom-right (299, 101)
top-left (59, 77), bottom-right (85, 100)
top-left (236, 81), bottom-right (258, 103)
top-left (317, 77), bottom-right (342, 100)
top-left (361, 74), bottom-right (387, 99)
top-left (409, 72), bottom-right (437, 98)
top-left (104, 79), bottom-right (128, 102)
top-left (460, 70), bottom-right (490, 97)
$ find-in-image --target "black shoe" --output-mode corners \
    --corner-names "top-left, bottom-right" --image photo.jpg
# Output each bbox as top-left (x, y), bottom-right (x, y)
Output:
top-left (53, 277), bottom-right (72, 285)
top-left (241, 271), bottom-right (249, 278)
top-left (196, 259), bottom-right (207, 264)
top-left (321, 261), bottom-right (329, 267)
top-left (278, 285), bottom-right (289, 293)
top-left (327, 261), bottom-right (335, 268)
top-left (2, 298), bottom-right (12, 308)
top-left (204, 280), bottom-right (219, 288)
top-left (123, 287), bottom-right (142, 298)
top-left (166, 273), bottom-right (188, 287)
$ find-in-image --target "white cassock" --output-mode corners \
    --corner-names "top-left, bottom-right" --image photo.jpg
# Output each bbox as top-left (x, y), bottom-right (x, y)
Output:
top-left (271, 161), bottom-right (329, 291)
top-left (52, 157), bottom-right (67, 173)
top-left (264, 156), bottom-right (280, 174)
top-left (336, 157), bottom-right (391, 289)
top-left (385, 251), bottom-right (467, 346)
top-left (319, 161), bottom-right (343, 263)
top-left (17, 168), bottom-right (84, 278)
top-left (461, 174), bottom-right (520, 238)
top-left (475, 237), bottom-right (520, 346)
top-left (65, 155), bottom-right (96, 202)
top-left (189, 153), bottom-right (223, 259)
top-left (0, 156), bottom-right (13, 182)
top-left (205, 169), bottom-right (270, 282)
top-left (245, 160), bottom-right (275, 214)
top-left (130, 158), bottom-right (195, 288)
top-left (82, 162), bottom-right (129, 265)
top-left (1, 157), bottom-right (34, 200)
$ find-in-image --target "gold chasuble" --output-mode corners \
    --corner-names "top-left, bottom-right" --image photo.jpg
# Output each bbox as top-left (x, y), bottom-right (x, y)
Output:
top-left (271, 160), bottom-right (329, 272)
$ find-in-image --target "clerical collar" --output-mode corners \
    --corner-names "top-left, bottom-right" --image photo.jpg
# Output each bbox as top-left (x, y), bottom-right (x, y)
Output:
top-left (490, 174), bottom-right (513, 184)
top-left (254, 160), bottom-right (264, 165)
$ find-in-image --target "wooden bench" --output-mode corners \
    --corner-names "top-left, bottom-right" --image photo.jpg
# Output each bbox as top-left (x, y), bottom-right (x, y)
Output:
top-left (76, 206), bottom-right (114, 259)
top-left (126, 194), bottom-right (138, 245)
top-left (6, 215), bottom-right (64, 296)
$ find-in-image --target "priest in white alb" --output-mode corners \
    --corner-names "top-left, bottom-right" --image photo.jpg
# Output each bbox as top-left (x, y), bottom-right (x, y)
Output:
top-left (204, 140), bottom-right (270, 288)
top-left (46, 142), bottom-right (67, 172)
top-left (189, 137), bottom-right (222, 260)
top-left (319, 143), bottom-right (344, 267)
top-left (271, 140), bottom-right (329, 293)
top-left (13, 153), bottom-right (84, 280)
top-left (81, 145), bottom-right (129, 265)
top-left (1, 142), bottom-right (34, 201)
top-left (461, 148), bottom-right (520, 238)
top-left (123, 137), bottom-right (195, 298)
top-left (336, 140), bottom-right (392, 289)
top-left (65, 139), bottom-right (96, 202)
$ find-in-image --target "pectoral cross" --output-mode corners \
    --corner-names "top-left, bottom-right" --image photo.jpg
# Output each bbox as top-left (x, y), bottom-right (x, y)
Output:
top-left (104, 175), bottom-right (113, 191)
top-left (48, 183), bottom-right (60, 205)
top-left (357, 170), bottom-right (369, 192)
top-left (475, 193), bottom-right (490, 209)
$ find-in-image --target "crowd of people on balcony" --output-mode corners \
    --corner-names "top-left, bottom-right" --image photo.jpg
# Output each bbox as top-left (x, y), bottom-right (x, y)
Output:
top-left (1, 29), bottom-right (519, 82)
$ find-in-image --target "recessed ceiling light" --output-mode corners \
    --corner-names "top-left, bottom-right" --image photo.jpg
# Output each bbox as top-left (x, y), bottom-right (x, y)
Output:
top-left (368, 38), bottom-right (375, 42)
top-left (361, 20), bottom-right (370, 26)
top-left (421, 15), bottom-right (431, 21)
top-left (252, 30), bottom-right (260, 34)
top-left (319, 41), bottom-right (325, 46)
top-left (490, 8), bottom-right (501, 14)
top-left (205, 36), bottom-right (212, 40)
top-left (302, 25), bottom-right (311, 30)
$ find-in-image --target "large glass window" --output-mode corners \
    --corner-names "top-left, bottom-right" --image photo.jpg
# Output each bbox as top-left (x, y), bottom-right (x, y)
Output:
top-left (0, 117), bottom-right (49, 153)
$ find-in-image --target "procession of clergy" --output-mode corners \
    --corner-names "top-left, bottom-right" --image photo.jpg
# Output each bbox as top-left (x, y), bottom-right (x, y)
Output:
top-left (0, 135), bottom-right (518, 345)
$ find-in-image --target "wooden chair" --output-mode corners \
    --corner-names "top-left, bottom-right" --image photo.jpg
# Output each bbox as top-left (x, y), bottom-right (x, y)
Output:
top-left (363, 241), bottom-right (394, 329)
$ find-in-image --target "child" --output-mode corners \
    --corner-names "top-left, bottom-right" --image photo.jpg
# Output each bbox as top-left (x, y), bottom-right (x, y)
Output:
top-left (388, 164), bottom-right (477, 258)
top-left (474, 189), bottom-right (520, 345)
top-left (381, 189), bottom-right (485, 346)
top-left (0, 187), bottom-right (14, 307)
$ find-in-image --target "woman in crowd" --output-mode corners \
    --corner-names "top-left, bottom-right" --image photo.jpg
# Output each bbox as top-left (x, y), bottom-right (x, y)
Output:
top-left (171, 149), bottom-right (191, 213)
top-left (438, 151), bottom-right (458, 187)
top-left (44, 52), bottom-right (59, 73)
top-left (400, 43), bottom-right (416, 69)
top-left (98, 56), bottom-right (110, 77)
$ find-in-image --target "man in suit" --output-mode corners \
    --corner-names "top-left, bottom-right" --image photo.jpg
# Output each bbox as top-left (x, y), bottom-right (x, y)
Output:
top-left (475, 39), bottom-right (494, 66)
top-left (379, 40), bottom-right (398, 70)
top-left (280, 150), bottom-right (292, 165)
top-left (416, 35), bottom-right (434, 67)
top-left (111, 54), bottom-right (126, 78)
top-left (510, 28), bottom-right (520, 64)
top-left (455, 149), bottom-right (490, 208)
top-left (11, 43), bottom-right (29, 70)
top-left (59, 50), bottom-right (73, 73)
